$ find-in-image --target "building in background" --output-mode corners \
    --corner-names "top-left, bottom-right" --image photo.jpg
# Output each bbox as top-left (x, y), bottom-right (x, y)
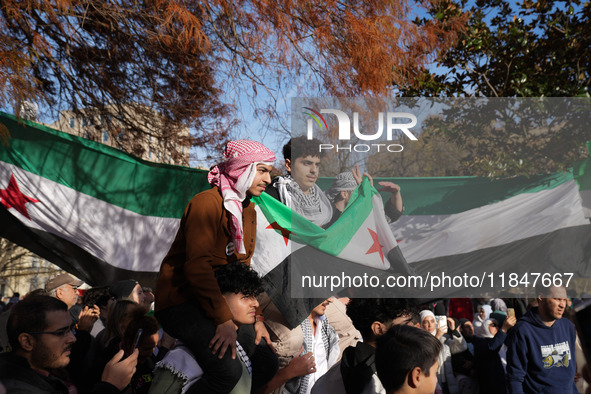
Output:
top-left (48, 104), bottom-right (191, 166)
top-left (2, 104), bottom-right (189, 300)
top-left (0, 238), bottom-right (69, 302)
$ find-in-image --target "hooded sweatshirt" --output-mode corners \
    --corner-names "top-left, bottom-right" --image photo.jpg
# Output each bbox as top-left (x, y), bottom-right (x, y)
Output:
top-left (505, 307), bottom-right (577, 394)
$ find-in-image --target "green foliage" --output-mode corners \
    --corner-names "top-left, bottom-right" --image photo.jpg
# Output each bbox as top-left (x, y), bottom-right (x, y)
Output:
top-left (402, 0), bottom-right (591, 176)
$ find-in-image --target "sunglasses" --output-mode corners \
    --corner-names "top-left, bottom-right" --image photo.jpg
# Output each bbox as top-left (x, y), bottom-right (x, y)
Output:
top-left (27, 323), bottom-right (77, 337)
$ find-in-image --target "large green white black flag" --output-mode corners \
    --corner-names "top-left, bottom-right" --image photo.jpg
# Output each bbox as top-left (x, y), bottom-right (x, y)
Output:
top-left (0, 113), bottom-right (405, 288)
top-left (251, 180), bottom-right (412, 325)
top-left (0, 112), bottom-right (206, 286)
top-left (1, 111), bottom-right (590, 325)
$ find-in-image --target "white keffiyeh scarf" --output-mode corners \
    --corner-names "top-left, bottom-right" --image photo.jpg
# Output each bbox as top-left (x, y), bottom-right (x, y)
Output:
top-left (274, 175), bottom-right (332, 227)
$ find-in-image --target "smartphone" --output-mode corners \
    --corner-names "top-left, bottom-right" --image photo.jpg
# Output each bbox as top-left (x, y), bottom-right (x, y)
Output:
top-left (507, 308), bottom-right (515, 318)
top-left (574, 299), bottom-right (591, 365)
top-left (435, 315), bottom-right (448, 333)
top-left (132, 328), bottom-right (143, 350)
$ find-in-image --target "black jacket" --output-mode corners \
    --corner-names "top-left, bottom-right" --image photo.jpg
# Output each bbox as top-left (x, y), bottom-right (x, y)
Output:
top-left (340, 341), bottom-right (376, 394)
top-left (0, 352), bottom-right (120, 394)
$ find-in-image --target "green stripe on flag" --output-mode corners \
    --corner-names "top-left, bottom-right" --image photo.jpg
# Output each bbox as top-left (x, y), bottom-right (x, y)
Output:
top-left (573, 141), bottom-right (591, 191)
top-left (1, 110), bottom-right (581, 218)
top-left (321, 178), bottom-right (376, 253)
top-left (0, 112), bottom-right (208, 218)
top-left (253, 178), bottom-right (376, 255)
top-left (318, 171), bottom-right (573, 215)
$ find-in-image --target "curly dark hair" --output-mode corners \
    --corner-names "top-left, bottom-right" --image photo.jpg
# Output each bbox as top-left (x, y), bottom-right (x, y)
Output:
top-left (121, 311), bottom-right (160, 355)
top-left (214, 262), bottom-right (263, 297)
top-left (346, 298), bottom-right (417, 341)
top-left (82, 285), bottom-right (112, 308)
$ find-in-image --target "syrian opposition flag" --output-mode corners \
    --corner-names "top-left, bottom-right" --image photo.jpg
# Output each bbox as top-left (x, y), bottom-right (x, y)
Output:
top-left (575, 142), bottom-right (591, 220)
top-left (1, 112), bottom-right (590, 324)
top-left (253, 154), bottom-right (591, 325)
top-left (0, 113), bottom-right (405, 298)
top-left (0, 112), bottom-right (207, 286)
top-left (0, 113), bottom-right (407, 326)
top-left (378, 164), bottom-right (591, 300)
top-left (251, 179), bottom-right (408, 276)
top-left (251, 180), bottom-right (412, 326)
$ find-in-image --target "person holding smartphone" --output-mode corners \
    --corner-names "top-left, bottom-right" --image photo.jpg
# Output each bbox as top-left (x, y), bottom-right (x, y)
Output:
top-left (0, 295), bottom-right (138, 394)
top-left (420, 310), bottom-right (467, 394)
top-left (121, 313), bottom-right (162, 394)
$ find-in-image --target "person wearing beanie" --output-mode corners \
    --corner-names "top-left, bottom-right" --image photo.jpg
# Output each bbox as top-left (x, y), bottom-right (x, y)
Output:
top-left (155, 140), bottom-right (276, 394)
top-left (489, 311), bottom-right (507, 328)
top-left (110, 279), bottom-right (145, 305)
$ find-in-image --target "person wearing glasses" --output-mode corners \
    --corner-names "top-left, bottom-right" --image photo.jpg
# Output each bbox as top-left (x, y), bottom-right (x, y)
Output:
top-left (0, 295), bottom-right (138, 393)
top-left (46, 273), bottom-right (101, 390)
top-left (45, 273), bottom-right (83, 309)
top-left (45, 273), bottom-right (101, 331)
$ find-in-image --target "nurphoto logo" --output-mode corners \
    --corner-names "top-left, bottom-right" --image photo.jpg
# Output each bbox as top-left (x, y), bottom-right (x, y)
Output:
top-left (303, 107), bottom-right (418, 153)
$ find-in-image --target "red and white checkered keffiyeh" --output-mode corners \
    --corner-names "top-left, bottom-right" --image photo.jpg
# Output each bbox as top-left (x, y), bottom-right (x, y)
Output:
top-left (208, 140), bottom-right (275, 254)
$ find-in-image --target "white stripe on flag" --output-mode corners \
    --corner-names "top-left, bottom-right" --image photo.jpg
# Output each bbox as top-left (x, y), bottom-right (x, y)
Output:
top-left (252, 205), bottom-right (304, 276)
top-left (580, 189), bottom-right (591, 219)
top-left (337, 195), bottom-right (397, 270)
top-left (394, 180), bottom-right (588, 263)
top-left (0, 162), bottom-right (179, 272)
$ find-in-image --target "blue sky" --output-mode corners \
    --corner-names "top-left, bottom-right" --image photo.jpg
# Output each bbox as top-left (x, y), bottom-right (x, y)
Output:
top-left (4, 0), bottom-right (577, 170)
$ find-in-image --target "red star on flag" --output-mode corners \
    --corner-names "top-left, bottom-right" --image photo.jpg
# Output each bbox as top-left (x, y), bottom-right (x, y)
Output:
top-left (266, 221), bottom-right (292, 246)
top-left (365, 228), bottom-right (385, 264)
top-left (0, 174), bottom-right (40, 219)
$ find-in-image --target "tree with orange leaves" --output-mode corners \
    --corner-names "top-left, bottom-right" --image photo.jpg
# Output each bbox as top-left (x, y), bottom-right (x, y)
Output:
top-left (0, 0), bottom-right (466, 158)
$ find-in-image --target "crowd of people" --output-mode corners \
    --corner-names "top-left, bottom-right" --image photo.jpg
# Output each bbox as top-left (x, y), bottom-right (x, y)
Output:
top-left (0, 274), bottom-right (585, 394)
top-left (0, 137), bottom-right (588, 394)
